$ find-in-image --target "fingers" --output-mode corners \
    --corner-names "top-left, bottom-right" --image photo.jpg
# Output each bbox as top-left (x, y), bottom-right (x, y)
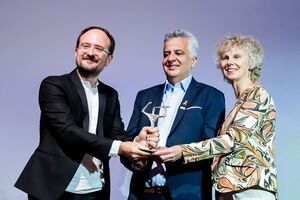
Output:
top-left (143, 126), bottom-right (159, 133)
top-left (146, 140), bottom-right (158, 149)
top-left (146, 127), bottom-right (159, 148)
top-left (152, 146), bottom-right (169, 156)
top-left (142, 126), bottom-right (159, 136)
top-left (137, 126), bottom-right (159, 148)
top-left (120, 141), bottom-right (155, 161)
top-left (152, 145), bottom-right (182, 162)
top-left (81, 154), bottom-right (98, 173)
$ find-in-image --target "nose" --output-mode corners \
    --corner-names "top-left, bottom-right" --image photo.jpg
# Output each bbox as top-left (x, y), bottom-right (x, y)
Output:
top-left (86, 47), bottom-right (96, 55)
top-left (167, 52), bottom-right (176, 62)
top-left (225, 57), bottom-right (234, 67)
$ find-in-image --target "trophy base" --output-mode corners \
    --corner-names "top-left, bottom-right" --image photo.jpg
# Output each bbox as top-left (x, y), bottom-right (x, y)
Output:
top-left (141, 148), bottom-right (156, 153)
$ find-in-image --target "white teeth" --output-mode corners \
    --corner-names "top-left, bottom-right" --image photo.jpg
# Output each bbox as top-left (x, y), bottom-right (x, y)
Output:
top-left (225, 67), bottom-right (236, 72)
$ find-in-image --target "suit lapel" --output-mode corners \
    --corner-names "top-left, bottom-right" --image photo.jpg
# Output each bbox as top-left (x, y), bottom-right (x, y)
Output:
top-left (70, 70), bottom-right (89, 131)
top-left (97, 82), bottom-right (106, 137)
top-left (150, 85), bottom-right (164, 127)
top-left (140, 84), bottom-right (164, 127)
top-left (169, 78), bottom-right (199, 135)
top-left (152, 85), bottom-right (164, 108)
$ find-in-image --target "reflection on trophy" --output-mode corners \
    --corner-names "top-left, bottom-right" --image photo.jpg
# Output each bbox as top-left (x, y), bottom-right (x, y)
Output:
top-left (142, 102), bottom-right (169, 151)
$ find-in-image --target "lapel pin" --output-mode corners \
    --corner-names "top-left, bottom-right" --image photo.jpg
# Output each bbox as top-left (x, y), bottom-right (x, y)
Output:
top-left (182, 100), bottom-right (188, 105)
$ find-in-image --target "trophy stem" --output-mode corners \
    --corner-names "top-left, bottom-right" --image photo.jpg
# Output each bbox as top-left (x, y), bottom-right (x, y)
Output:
top-left (142, 102), bottom-right (169, 150)
top-left (150, 121), bottom-right (155, 127)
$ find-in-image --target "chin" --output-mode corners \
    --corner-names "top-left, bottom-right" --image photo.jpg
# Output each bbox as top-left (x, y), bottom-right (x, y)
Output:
top-left (77, 66), bottom-right (100, 77)
top-left (166, 71), bottom-right (179, 76)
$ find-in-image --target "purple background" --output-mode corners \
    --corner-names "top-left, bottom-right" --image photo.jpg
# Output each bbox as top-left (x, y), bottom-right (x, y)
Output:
top-left (1, 0), bottom-right (299, 199)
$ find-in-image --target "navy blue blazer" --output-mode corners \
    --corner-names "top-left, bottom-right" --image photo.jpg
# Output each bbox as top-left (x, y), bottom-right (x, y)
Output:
top-left (124, 78), bottom-right (225, 200)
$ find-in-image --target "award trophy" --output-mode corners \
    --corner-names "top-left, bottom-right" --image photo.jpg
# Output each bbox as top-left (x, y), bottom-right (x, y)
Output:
top-left (141, 102), bottom-right (169, 153)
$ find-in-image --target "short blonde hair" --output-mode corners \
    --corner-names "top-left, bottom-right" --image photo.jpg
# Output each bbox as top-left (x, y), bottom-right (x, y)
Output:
top-left (216, 34), bottom-right (264, 83)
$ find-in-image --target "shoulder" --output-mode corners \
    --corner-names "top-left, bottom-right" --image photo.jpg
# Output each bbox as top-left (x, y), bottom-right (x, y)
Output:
top-left (192, 79), bottom-right (224, 97)
top-left (43, 73), bottom-right (67, 81)
top-left (41, 72), bottom-right (71, 86)
top-left (244, 86), bottom-right (276, 112)
top-left (250, 85), bottom-right (273, 103)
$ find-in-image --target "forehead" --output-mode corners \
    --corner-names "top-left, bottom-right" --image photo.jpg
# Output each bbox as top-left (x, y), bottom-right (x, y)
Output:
top-left (79, 29), bottom-right (110, 47)
top-left (163, 37), bottom-right (189, 51)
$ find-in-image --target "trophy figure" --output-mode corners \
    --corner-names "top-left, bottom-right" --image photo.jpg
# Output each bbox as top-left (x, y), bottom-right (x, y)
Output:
top-left (141, 102), bottom-right (169, 152)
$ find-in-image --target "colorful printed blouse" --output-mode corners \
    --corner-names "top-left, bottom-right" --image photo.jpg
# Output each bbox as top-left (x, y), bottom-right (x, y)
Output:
top-left (181, 86), bottom-right (277, 195)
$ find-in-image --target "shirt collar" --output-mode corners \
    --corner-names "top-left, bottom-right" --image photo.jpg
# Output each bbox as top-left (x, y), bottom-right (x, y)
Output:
top-left (81, 79), bottom-right (99, 89)
top-left (163, 75), bottom-right (192, 93)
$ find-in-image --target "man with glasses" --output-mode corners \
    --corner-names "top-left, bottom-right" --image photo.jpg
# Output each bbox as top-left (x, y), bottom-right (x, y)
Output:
top-left (15, 26), bottom-right (158, 200)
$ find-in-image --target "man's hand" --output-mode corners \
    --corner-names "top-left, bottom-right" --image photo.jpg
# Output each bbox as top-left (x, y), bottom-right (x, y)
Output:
top-left (119, 127), bottom-right (159, 169)
top-left (81, 154), bottom-right (98, 174)
top-left (135, 126), bottom-right (159, 149)
top-left (118, 141), bottom-right (152, 161)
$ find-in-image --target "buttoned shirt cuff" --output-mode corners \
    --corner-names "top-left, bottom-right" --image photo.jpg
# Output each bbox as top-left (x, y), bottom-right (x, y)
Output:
top-left (109, 140), bottom-right (122, 157)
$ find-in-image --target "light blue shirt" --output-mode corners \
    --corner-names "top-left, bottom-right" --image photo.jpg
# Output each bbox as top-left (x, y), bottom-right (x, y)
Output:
top-left (145, 75), bottom-right (192, 187)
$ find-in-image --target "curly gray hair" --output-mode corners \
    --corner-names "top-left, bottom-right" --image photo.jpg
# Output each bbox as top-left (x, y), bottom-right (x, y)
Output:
top-left (216, 34), bottom-right (264, 83)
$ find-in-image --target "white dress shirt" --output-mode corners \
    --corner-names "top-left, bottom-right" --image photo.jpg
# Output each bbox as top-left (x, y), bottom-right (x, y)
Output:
top-left (66, 80), bottom-right (121, 194)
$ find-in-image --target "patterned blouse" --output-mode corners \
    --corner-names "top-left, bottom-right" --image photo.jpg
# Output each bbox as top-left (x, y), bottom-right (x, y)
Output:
top-left (181, 85), bottom-right (277, 196)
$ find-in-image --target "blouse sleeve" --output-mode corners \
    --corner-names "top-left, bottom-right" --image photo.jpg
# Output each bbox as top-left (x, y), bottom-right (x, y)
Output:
top-left (181, 133), bottom-right (235, 163)
top-left (181, 86), bottom-right (276, 165)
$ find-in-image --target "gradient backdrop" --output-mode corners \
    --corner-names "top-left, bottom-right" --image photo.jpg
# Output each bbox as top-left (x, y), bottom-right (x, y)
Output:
top-left (1, 0), bottom-right (299, 199)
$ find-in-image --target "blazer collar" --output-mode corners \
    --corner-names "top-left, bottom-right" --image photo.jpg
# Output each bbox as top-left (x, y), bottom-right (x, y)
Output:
top-left (169, 78), bottom-right (199, 134)
top-left (70, 69), bottom-right (106, 136)
top-left (70, 69), bottom-right (89, 131)
top-left (97, 83), bottom-right (106, 137)
top-left (146, 78), bottom-right (199, 132)
top-left (149, 84), bottom-right (165, 110)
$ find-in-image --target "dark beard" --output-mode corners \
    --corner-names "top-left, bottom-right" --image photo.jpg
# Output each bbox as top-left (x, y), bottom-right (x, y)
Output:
top-left (77, 65), bottom-right (100, 78)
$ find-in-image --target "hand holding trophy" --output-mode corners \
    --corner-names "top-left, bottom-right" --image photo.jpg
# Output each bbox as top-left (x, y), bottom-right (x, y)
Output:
top-left (141, 102), bottom-right (169, 153)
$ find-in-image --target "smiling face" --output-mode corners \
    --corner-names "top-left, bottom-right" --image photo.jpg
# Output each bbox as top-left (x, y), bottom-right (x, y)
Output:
top-left (75, 29), bottom-right (112, 79)
top-left (162, 37), bottom-right (197, 85)
top-left (220, 46), bottom-right (252, 84)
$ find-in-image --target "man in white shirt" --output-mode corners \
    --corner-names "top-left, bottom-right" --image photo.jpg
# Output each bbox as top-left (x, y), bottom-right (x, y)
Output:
top-left (15, 26), bottom-right (158, 200)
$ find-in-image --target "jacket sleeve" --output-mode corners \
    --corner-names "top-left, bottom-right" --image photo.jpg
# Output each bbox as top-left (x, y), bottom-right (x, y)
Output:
top-left (120, 90), bottom-right (148, 171)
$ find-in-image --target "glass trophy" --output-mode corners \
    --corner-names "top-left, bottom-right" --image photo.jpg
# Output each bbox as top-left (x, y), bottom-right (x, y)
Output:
top-left (141, 102), bottom-right (169, 152)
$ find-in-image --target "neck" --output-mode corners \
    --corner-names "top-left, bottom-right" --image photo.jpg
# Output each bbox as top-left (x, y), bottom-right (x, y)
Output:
top-left (76, 69), bottom-right (98, 87)
top-left (232, 80), bottom-right (255, 99)
top-left (167, 74), bottom-right (191, 86)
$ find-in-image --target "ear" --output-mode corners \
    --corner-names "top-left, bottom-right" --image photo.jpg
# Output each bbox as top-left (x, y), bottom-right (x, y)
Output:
top-left (248, 64), bottom-right (254, 71)
top-left (75, 48), bottom-right (78, 57)
top-left (191, 56), bottom-right (198, 68)
top-left (105, 55), bottom-right (113, 66)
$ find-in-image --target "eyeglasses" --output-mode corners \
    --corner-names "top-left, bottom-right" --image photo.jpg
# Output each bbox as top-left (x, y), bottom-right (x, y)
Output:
top-left (78, 43), bottom-right (111, 55)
